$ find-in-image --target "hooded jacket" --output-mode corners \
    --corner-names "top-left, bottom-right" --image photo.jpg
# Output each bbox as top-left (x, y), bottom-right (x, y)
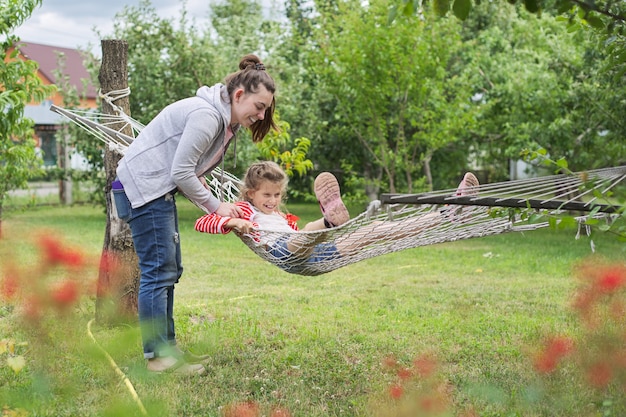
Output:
top-left (116, 84), bottom-right (238, 213)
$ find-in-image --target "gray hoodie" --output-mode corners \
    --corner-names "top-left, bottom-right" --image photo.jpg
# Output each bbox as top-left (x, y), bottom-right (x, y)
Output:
top-left (116, 84), bottom-right (238, 213)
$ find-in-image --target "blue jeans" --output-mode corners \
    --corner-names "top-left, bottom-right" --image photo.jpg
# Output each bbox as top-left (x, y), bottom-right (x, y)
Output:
top-left (268, 238), bottom-right (340, 274)
top-left (113, 187), bottom-right (182, 359)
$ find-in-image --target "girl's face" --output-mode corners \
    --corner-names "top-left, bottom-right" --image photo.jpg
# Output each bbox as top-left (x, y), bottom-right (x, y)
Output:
top-left (230, 85), bottom-right (273, 128)
top-left (247, 180), bottom-right (284, 215)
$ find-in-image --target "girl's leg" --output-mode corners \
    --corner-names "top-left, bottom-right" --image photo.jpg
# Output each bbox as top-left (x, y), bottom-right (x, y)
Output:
top-left (334, 172), bottom-right (480, 254)
top-left (285, 219), bottom-right (329, 257)
top-left (334, 211), bottom-right (442, 254)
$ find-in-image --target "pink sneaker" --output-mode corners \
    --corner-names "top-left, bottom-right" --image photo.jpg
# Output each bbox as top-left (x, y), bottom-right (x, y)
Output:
top-left (314, 172), bottom-right (350, 227)
top-left (455, 172), bottom-right (480, 196)
top-left (442, 172), bottom-right (480, 221)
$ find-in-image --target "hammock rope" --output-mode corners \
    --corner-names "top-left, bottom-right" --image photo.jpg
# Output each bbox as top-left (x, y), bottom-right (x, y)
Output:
top-left (50, 104), bottom-right (625, 276)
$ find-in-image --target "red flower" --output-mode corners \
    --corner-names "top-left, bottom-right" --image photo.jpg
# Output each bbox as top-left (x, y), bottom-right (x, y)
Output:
top-left (596, 265), bottom-right (626, 293)
top-left (413, 354), bottom-right (437, 378)
top-left (61, 250), bottom-right (85, 269)
top-left (50, 280), bottom-right (80, 308)
top-left (397, 367), bottom-right (413, 380)
top-left (223, 402), bottom-right (259, 417)
top-left (398, 368), bottom-right (413, 380)
top-left (99, 250), bottom-right (122, 276)
top-left (389, 384), bottom-right (404, 399)
top-left (533, 354), bottom-right (558, 374)
top-left (533, 336), bottom-right (574, 374)
top-left (37, 234), bottom-right (85, 268)
top-left (545, 336), bottom-right (575, 357)
top-left (1, 265), bottom-right (20, 300)
top-left (586, 362), bottom-right (613, 388)
top-left (38, 235), bottom-right (67, 266)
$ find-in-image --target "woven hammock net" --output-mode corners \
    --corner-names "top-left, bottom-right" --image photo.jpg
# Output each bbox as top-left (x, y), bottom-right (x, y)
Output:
top-left (51, 103), bottom-right (626, 276)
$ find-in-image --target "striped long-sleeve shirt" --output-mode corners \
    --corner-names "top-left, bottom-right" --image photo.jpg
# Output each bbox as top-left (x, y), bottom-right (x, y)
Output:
top-left (194, 201), bottom-right (300, 245)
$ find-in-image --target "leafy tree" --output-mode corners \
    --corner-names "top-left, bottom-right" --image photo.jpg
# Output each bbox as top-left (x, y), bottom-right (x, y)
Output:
top-left (395, 0), bottom-right (626, 40)
top-left (102, 0), bottom-right (217, 122)
top-left (73, 0), bottom-right (313, 207)
top-left (308, 0), bottom-right (478, 196)
top-left (454, 3), bottom-right (626, 179)
top-left (0, 0), bottom-right (56, 236)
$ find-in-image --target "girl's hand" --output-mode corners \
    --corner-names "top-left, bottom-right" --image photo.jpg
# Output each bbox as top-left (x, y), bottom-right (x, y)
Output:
top-left (215, 202), bottom-right (242, 218)
top-left (226, 218), bottom-right (254, 234)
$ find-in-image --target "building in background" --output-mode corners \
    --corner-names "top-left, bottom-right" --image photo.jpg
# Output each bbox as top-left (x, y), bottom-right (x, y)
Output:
top-left (11, 41), bottom-right (97, 169)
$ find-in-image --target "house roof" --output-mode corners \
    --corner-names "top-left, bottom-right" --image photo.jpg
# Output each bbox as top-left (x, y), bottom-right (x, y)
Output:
top-left (15, 41), bottom-right (97, 99)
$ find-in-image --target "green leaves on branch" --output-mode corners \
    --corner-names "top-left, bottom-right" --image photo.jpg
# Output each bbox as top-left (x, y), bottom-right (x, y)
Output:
top-left (1, 0), bottom-right (57, 222)
top-left (395, 0), bottom-right (625, 37)
top-left (255, 115), bottom-right (314, 178)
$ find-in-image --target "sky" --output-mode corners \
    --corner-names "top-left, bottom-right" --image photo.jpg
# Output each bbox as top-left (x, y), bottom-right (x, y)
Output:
top-left (13, 0), bottom-right (214, 54)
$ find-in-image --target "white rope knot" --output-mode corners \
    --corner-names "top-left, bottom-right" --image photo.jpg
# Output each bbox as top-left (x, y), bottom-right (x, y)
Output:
top-left (98, 87), bottom-right (132, 116)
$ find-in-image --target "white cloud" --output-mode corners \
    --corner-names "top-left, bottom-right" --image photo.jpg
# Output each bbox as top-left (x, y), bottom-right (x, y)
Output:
top-left (12, 0), bottom-right (211, 54)
top-left (13, 0), bottom-right (281, 54)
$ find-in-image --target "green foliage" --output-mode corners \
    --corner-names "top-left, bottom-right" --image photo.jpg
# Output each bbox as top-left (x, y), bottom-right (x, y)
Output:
top-left (520, 149), bottom-right (626, 242)
top-left (255, 115), bottom-right (314, 178)
top-left (103, 0), bottom-right (218, 122)
top-left (308, 0), bottom-right (479, 194)
top-left (450, 2), bottom-right (626, 179)
top-left (0, 0), bottom-right (56, 228)
top-left (391, 0), bottom-right (626, 76)
top-left (2, 203), bottom-right (626, 415)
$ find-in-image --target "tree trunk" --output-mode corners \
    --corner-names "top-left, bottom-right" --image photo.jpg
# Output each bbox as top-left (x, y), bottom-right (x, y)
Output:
top-left (423, 151), bottom-right (433, 192)
top-left (95, 39), bottom-right (140, 325)
top-left (58, 131), bottom-right (72, 205)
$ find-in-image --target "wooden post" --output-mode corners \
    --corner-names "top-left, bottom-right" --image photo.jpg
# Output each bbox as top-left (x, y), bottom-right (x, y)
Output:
top-left (95, 39), bottom-right (140, 324)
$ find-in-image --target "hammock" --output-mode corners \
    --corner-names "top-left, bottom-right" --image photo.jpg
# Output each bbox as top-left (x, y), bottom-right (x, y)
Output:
top-left (50, 103), bottom-right (626, 276)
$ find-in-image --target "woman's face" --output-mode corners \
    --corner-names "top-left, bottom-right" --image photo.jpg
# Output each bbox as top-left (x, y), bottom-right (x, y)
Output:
top-left (230, 85), bottom-right (273, 128)
top-left (247, 180), bottom-right (283, 215)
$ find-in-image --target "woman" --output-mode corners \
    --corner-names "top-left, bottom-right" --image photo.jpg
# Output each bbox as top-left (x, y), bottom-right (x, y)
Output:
top-left (113, 54), bottom-right (278, 375)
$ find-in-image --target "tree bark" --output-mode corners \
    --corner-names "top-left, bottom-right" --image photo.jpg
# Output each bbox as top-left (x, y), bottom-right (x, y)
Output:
top-left (95, 39), bottom-right (140, 325)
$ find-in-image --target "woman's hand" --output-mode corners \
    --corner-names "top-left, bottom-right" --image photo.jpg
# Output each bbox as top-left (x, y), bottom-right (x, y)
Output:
top-left (215, 202), bottom-right (243, 218)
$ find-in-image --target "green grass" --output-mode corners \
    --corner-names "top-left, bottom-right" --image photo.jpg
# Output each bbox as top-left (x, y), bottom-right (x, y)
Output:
top-left (1, 200), bottom-right (625, 416)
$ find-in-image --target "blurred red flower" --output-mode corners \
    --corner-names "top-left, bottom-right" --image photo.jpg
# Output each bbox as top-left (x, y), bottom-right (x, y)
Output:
top-left (51, 280), bottom-right (80, 308)
top-left (389, 384), bottom-right (404, 399)
top-left (586, 362), bottom-right (613, 388)
top-left (596, 265), bottom-right (626, 293)
top-left (414, 354), bottom-right (437, 378)
top-left (99, 250), bottom-right (122, 276)
top-left (223, 401), bottom-right (260, 417)
top-left (533, 336), bottom-right (574, 374)
top-left (1, 265), bottom-right (20, 300)
top-left (397, 367), bottom-right (413, 380)
top-left (37, 234), bottom-right (85, 269)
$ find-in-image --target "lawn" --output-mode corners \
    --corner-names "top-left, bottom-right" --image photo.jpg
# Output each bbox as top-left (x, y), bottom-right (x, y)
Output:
top-left (1, 200), bottom-right (625, 416)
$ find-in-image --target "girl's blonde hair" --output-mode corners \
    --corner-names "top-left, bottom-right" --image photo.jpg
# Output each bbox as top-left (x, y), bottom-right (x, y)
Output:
top-left (239, 161), bottom-right (288, 204)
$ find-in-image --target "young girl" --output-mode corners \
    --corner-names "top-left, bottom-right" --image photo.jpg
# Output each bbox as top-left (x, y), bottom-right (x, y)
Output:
top-left (194, 161), bottom-right (480, 274)
top-left (194, 161), bottom-right (349, 272)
